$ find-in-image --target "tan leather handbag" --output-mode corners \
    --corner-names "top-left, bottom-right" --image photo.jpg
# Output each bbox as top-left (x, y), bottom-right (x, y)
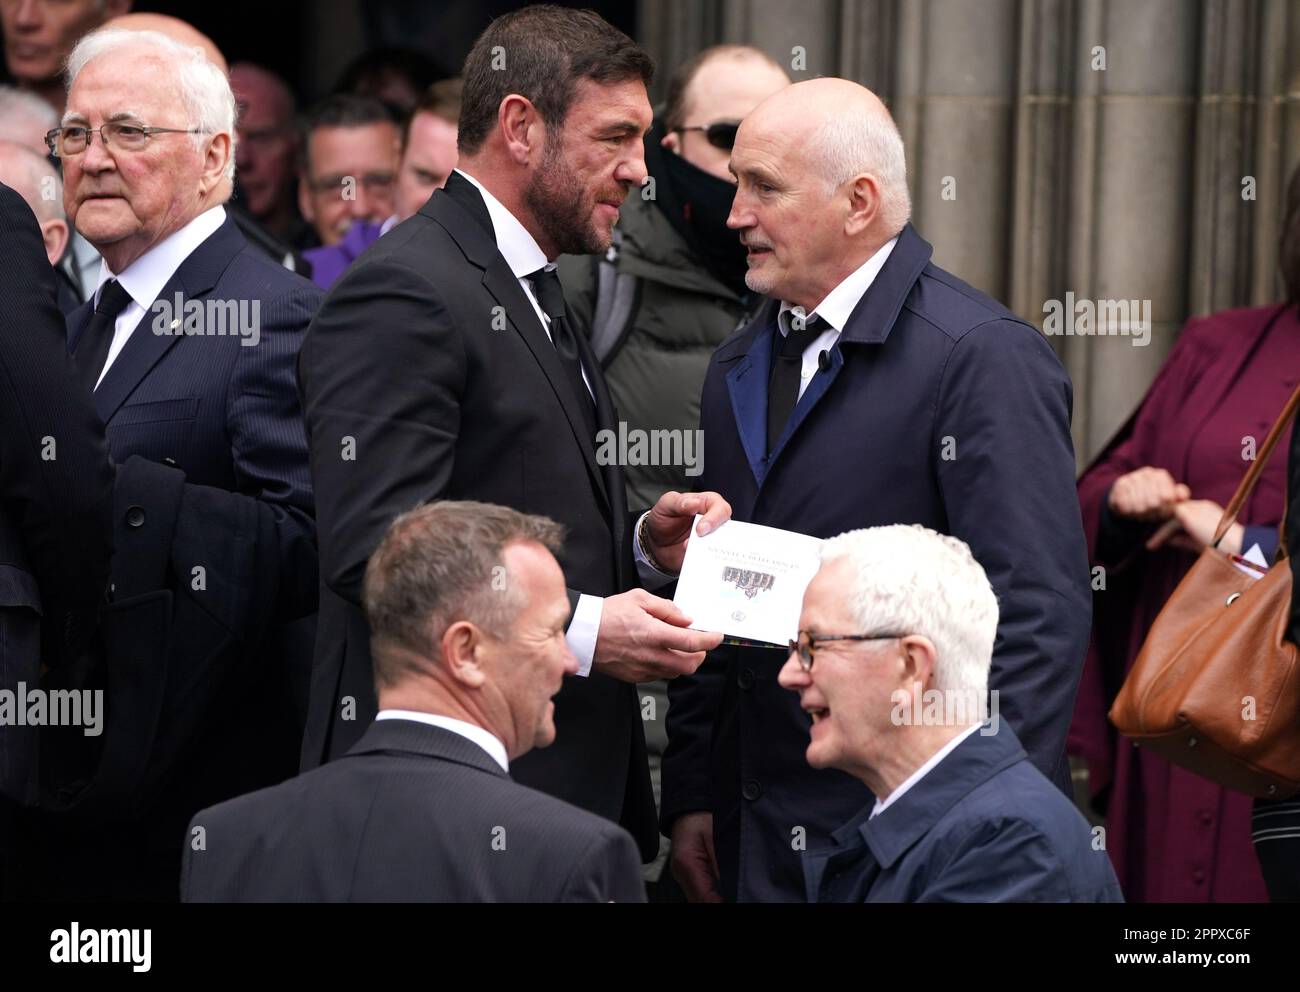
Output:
top-left (1109, 382), bottom-right (1300, 798)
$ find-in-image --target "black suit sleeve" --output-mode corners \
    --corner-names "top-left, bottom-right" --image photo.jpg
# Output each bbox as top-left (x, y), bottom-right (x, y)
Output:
top-left (300, 258), bottom-right (464, 607)
top-left (558, 823), bottom-right (647, 903)
top-left (934, 319), bottom-right (1092, 784)
top-left (0, 183), bottom-right (113, 662)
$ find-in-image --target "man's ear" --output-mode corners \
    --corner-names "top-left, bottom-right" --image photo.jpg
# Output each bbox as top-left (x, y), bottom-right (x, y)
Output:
top-left (441, 620), bottom-right (489, 689)
top-left (203, 133), bottom-right (232, 193)
top-left (498, 93), bottom-right (540, 166)
top-left (40, 217), bottom-right (69, 268)
top-left (844, 172), bottom-right (882, 237)
top-left (898, 634), bottom-right (938, 692)
top-left (661, 129), bottom-right (681, 155)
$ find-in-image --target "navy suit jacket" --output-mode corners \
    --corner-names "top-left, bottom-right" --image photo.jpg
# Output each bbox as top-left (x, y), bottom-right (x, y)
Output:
top-left (66, 215), bottom-right (317, 608)
top-left (663, 223), bottom-right (1092, 901)
top-left (38, 214), bottom-right (321, 900)
top-left (804, 724), bottom-right (1122, 902)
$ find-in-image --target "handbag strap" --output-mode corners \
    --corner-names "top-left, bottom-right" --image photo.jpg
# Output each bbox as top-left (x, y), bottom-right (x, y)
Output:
top-left (1214, 368), bottom-right (1300, 548)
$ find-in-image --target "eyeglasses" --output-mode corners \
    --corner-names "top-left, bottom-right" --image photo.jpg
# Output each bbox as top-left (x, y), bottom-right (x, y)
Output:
top-left (675, 120), bottom-right (740, 150)
top-left (46, 122), bottom-right (210, 158)
top-left (787, 629), bottom-right (906, 672)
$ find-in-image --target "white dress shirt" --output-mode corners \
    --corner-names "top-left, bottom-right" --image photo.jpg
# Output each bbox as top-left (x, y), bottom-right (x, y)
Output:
top-left (455, 169), bottom-right (602, 674)
top-left (776, 235), bottom-right (898, 401)
top-left (375, 709), bottom-right (509, 771)
top-left (869, 721), bottom-right (983, 819)
top-left (90, 205), bottom-right (227, 390)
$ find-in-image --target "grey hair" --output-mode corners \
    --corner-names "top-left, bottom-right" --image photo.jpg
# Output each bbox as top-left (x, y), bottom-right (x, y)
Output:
top-left (811, 108), bottom-right (910, 235)
top-left (363, 501), bottom-right (565, 688)
top-left (819, 524), bottom-right (998, 698)
top-left (65, 28), bottom-right (237, 183)
top-left (0, 140), bottom-right (63, 221)
top-left (0, 84), bottom-right (59, 132)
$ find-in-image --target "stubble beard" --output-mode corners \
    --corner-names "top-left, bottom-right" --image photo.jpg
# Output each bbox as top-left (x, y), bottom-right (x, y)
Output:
top-left (524, 138), bottom-right (611, 256)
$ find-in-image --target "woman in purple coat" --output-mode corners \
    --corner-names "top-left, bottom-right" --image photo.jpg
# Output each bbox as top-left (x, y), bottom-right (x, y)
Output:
top-left (1069, 170), bottom-right (1300, 902)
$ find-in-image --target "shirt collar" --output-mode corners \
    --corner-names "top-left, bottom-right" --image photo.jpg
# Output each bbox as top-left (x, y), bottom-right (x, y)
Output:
top-left (375, 708), bottom-right (509, 772)
top-left (454, 168), bottom-right (550, 279)
top-left (870, 721), bottom-right (982, 819)
top-left (777, 235), bottom-right (898, 336)
top-left (94, 205), bottom-right (226, 311)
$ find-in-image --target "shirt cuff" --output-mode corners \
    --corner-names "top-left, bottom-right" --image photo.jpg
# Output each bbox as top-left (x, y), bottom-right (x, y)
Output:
top-left (632, 510), bottom-right (677, 591)
top-left (566, 593), bottom-right (602, 677)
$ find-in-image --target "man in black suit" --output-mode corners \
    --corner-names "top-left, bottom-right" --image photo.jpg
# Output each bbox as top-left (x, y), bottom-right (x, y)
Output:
top-left (299, 6), bottom-right (730, 861)
top-left (184, 501), bottom-right (645, 902)
top-left (29, 26), bottom-right (320, 900)
top-left (0, 181), bottom-right (114, 897)
top-left (665, 79), bottom-right (1091, 901)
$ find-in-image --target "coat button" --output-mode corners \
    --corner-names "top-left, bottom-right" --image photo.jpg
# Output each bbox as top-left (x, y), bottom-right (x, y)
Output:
top-left (742, 780), bottom-right (762, 801)
top-left (1197, 810), bottom-right (1214, 827)
top-left (738, 668), bottom-right (755, 690)
top-left (125, 505), bottom-right (145, 528)
top-left (1191, 867), bottom-right (1206, 884)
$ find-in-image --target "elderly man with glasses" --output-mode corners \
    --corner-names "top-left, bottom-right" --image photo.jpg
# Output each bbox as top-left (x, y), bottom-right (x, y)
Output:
top-left (778, 524), bottom-right (1122, 903)
top-left (32, 27), bottom-right (320, 901)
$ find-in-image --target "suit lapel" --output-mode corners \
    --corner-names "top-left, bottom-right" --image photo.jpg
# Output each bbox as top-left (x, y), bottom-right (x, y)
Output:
top-left (723, 300), bottom-right (777, 488)
top-left (574, 323), bottom-right (625, 541)
top-left (426, 176), bottom-right (612, 516)
top-left (91, 219), bottom-right (245, 424)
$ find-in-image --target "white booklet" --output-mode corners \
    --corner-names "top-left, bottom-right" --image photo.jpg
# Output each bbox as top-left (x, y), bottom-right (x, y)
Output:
top-left (672, 516), bottom-right (824, 646)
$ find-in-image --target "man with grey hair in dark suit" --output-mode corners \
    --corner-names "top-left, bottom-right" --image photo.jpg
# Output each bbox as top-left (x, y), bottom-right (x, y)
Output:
top-left (182, 500), bottom-right (645, 902)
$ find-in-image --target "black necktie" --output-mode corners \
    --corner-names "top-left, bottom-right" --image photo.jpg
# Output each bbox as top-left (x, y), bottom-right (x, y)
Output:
top-left (74, 279), bottom-right (133, 391)
top-left (767, 310), bottom-right (825, 452)
top-left (528, 266), bottom-right (597, 437)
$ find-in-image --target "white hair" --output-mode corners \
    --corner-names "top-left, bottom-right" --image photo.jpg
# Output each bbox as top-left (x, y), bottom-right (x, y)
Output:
top-left (819, 524), bottom-right (997, 698)
top-left (65, 28), bottom-right (236, 184)
top-left (811, 109), bottom-right (910, 235)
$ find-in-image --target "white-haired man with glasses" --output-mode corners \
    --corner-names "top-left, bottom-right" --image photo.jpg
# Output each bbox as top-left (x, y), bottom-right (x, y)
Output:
top-left (30, 27), bottom-right (320, 901)
top-left (778, 524), bottom-right (1122, 902)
